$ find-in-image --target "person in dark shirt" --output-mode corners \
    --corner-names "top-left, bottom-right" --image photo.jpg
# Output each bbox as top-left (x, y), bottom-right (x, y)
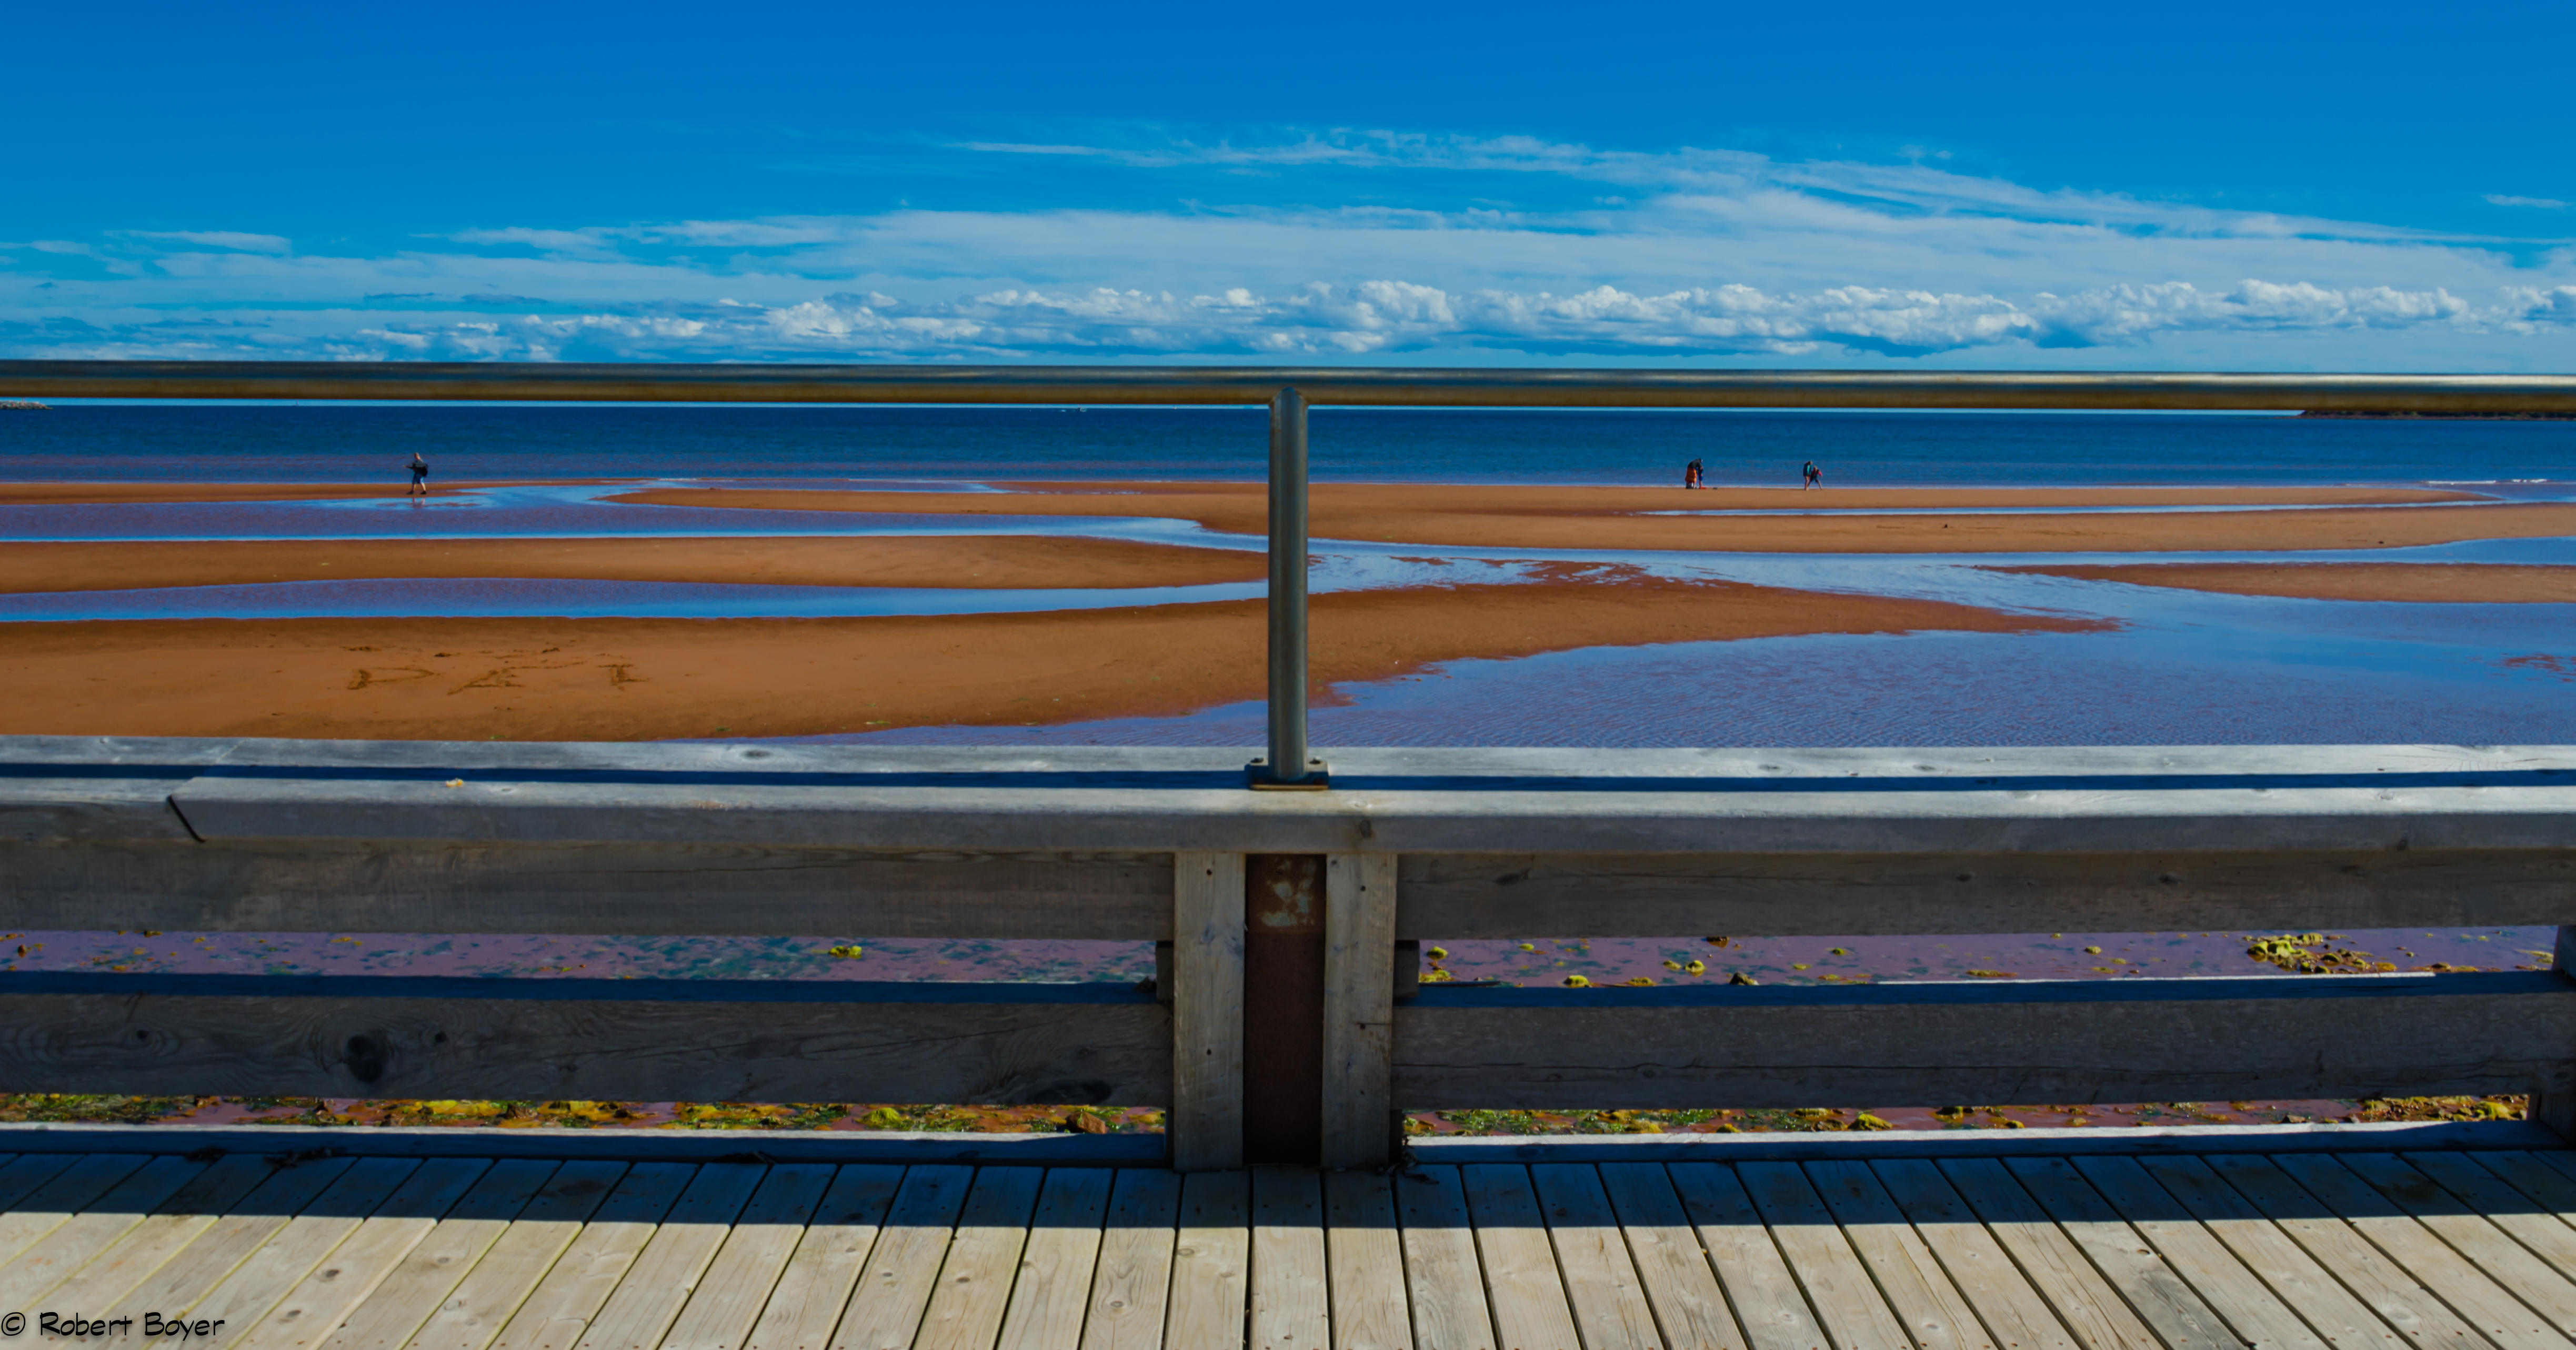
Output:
top-left (407, 454), bottom-right (429, 496)
top-left (1683, 458), bottom-right (1703, 489)
top-left (1801, 460), bottom-right (1822, 490)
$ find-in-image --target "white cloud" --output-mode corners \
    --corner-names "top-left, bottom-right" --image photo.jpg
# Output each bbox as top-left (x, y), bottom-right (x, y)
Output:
top-left (116, 230), bottom-right (294, 253)
top-left (18, 277), bottom-right (2559, 366)
top-left (7, 131), bottom-right (2576, 366)
top-left (2487, 195), bottom-right (2570, 210)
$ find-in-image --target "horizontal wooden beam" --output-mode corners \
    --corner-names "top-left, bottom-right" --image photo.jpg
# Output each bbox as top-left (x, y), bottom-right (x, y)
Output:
top-left (1407, 1119), bottom-right (2565, 1163)
top-left (1389, 972), bottom-right (2576, 1109)
top-left (5, 839), bottom-right (1171, 939)
top-left (12, 739), bottom-right (2575, 858)
top-left (0, 1120), bottom-right (1171, 1164)
top-left (0, 734), bottom-right (233, 842)
top-left (17, 839), bottom-right (2565, 940)
top-left (1397, 849), bottom-right (2576, 936)
top-left (0, 973), bottom-right (1171, 1106)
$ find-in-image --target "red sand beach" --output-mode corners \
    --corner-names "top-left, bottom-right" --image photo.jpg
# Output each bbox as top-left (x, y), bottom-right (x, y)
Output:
top-left (0, 569), bottom-right (2099, 740)
top-left (1993, 561), bottom-right (2576, 603)
top-left (607, 481), bottom-right (2567, 553)
top-left (0, 535), bottom-right (1265, 593)
top-left (4, 480), bottom-right (2562, 740)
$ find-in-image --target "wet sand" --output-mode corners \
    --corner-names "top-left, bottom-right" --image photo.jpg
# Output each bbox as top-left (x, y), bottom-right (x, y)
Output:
top-left (0, 570), bottom-right (2099, 740)
top-left (0, 535), bottom-right (1265, 594)
top-left (0, 481), bottom-right (606, 505)
top-left (610, 482), bottom-right (2566, 553)
top-left (3, 480), bottom-right (2467, 509)
top-left (1997, 562), bottom-right (2576, 603)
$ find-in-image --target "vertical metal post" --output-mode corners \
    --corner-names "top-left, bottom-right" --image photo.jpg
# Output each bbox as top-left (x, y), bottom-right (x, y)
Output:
top-left (1253, 387), bottom-right (1327, 789)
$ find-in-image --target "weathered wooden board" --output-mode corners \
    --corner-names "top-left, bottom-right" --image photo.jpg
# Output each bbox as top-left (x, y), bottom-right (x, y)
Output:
top-left (829, 1165), bottom-right (973, 1350)
top-left (2, 841), bottom-right (1171, 939)
top-left (654, 1163), bottom-right (837, 1350)
top-left (1320, 1171), bottom-right (1412, 1350)
top-left (2197, 1153), bottom-right (2495, 1350)
top-left (16, 739), bottom-right (2576, 859)
top-left (1398, 849), bottom-right (2576, 937)
top-left (0, 734), bottom-right (235, 842)
top-left (0, 975), bottom-right (1170, 1106)
top-left (1322, 852), bottom-right (1398, 1170)
top-left (387, 1159), bottom-right (629, 1350)
top-left (1457, 1165), bottom-right (1580, 1350)
top-left (1250, 1168), bottom-right (1328, 1350)
top-left (0, 1155), bottom-right (206, 1310)
top-left (0, 1154), bottom-right (151, 1267)
top-left (490, 1164), bottom-right (698, 1350)
top-left (911, 1166), bottom-right (1044, 1350)
top-left (310, 1159), bottom-right (565, 1350)
top-left (1666, 1162), bottom-right (1825, 1350)
top-left (178, 1157), bottom-right (422, 1348)
top-left (1730, 1161), bottom-right (1909, 1350)
top-left (2040, 1155), bottom-right (2332, 1350)
top-left (238, 1157), bottom-right (490, 1350)
top-left (1170, 852), bottom-right (1246, 1173)
top-left (0, 1121), bottom-right (1166, 1165)
top-left (1166, 1171), bottom-right (1251, 1350)
top-left (2261, 1152), bottom-right (2576, 1347)
top-left (28, 1156), bottom-right (284, 1319)
top-left (2108, 1155), bottom-right (2399, 1350)
top-left (1390, 1165), bottom-right (1493, 1350)
top-left (1080, 1168), bottom-right (1182, 1350)
top-left (23, 841), bottom-right (2567, 942)
top-left (993, 1167), bottom-right (1111, 1350)
top-left (1391, 973), bottom-right (2576, 1108)
top-left (741, 1165), bottom-right (906, 1350)
top-left (1526, 1163), bottom-right (1660, 1350)
top-left (1938, 1157), bottom-right (2184, 1350)
top-left (1799, 1160), bottom-right (1993, 1350)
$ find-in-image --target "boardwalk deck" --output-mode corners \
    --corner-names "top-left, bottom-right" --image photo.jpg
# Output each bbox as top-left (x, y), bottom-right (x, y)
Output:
top-left (11, 1145), bottom-right (2576, 1350)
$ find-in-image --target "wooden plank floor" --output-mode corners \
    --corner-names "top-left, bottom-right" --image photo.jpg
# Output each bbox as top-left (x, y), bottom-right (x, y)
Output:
top-left (11, 1149), bottom-right (2576, 1350)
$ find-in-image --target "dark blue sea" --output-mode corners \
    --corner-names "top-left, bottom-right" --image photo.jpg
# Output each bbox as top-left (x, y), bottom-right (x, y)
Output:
top-left (5, 402), bottom-right (2575, 487)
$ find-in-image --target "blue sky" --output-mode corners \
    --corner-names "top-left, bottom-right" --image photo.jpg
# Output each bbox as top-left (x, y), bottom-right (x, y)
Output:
top-left (5, 0), bottom-right (2572, 369)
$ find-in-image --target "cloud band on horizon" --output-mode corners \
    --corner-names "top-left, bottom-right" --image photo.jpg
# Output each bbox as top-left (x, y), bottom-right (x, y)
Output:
top-left (5, 130), bottom-right (2573, 368)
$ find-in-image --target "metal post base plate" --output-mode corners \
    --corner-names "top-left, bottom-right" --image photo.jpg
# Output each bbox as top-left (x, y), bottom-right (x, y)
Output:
top-left (1245, 758), bottom-right (1332, 791)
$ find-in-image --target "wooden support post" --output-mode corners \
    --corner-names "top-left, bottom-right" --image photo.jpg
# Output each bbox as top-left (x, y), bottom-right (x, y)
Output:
top-left (1322, 853), bottom-right (1399, 1168)
top-left (2541, 925), bottom-right (2576, 1139)
top-left (1244, 854), bottom-right (1327, 1166)
top-left (1170, 852), bottom-right (1245, 1172)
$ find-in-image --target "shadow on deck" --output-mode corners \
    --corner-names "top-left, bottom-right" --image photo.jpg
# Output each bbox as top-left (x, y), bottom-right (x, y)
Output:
top-left (4, 1128), bottom-right (2576, 1350)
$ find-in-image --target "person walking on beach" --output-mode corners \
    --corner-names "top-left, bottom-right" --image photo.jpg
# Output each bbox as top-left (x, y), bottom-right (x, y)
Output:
top-left (1683, 458), bottom-right (1704, 489)
top-left (1801, 460), bottom-right (1822, 490)
top-left (406, 453), bottom-right (429, 496)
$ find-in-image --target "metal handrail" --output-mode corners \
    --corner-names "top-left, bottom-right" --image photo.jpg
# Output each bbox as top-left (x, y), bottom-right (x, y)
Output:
top-left (6, 360), bottom-right (2576, 411)
top-left (14, 357), bottom-right (2572, 787)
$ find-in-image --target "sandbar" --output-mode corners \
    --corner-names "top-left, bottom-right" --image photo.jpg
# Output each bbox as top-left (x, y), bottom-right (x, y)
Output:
top-left (607, 482), bottom-right (2565, 555)
top-left (0, 481), bottom-right (606, 505)
top-left (1996, 562), bottom-right (2576, 604)
top-left (0, 570), bottom-right (2099, 741)
top-left (0, 536), bottom-right (1264, 595)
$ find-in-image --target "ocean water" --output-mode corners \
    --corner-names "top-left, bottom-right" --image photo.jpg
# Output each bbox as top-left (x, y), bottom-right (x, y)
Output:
top-left (6, 402), bottom-right (2576, 486)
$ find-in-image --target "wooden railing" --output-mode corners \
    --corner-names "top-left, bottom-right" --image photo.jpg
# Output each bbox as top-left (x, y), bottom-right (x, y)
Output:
top-left (6, 736), bottom-right (2572, 1170)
